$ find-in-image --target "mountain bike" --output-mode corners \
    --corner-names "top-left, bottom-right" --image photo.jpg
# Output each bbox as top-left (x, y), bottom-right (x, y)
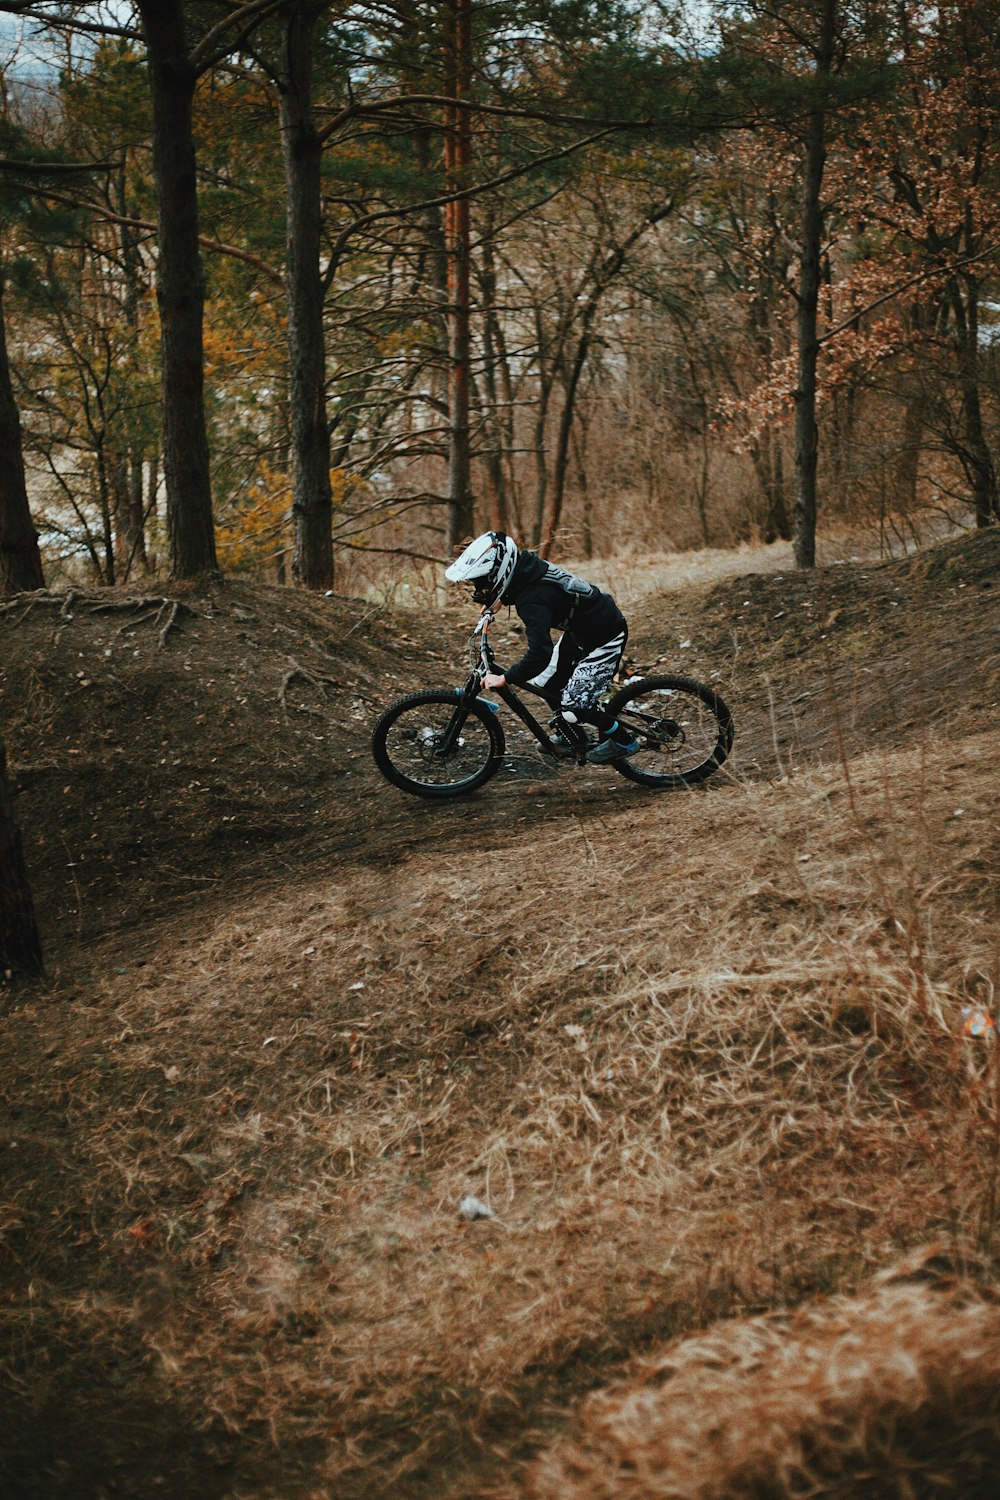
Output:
top-left (371, 609), bottom-right (734, 800)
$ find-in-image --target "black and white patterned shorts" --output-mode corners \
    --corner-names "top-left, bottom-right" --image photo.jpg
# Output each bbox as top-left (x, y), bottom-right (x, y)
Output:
top-left (527, 628), bottom-right (628, 727)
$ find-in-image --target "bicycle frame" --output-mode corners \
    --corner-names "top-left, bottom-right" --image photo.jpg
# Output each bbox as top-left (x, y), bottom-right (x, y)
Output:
top-left (435, 609), bottom-right (590, 764)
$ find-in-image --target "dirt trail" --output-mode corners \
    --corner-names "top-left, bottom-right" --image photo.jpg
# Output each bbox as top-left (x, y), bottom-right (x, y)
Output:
top-left (3, 528), bottom-right (997, 964)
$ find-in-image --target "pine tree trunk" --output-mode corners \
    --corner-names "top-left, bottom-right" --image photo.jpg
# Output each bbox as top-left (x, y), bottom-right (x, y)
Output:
top-left (111, 452), bottom-right (149, 582)
top-left (542, 313), bottom-right (596, 558)
top-left (793, 0), bottom-right (836, 570)
top-left (578, 436), bottom-right (594, 559)
top-left (137, 0), bottom-right (218, 580)
top-left (478, 218), bottom-right (511, 533)
top-left (281, 5), bottom-right (334, 591)
top-left (0, 738), bottom-right (43, 981)
top-left (0, 277), bottom-right (45, 596)
top-left (115, 164), bottom-right (150, 580)
top-left (530, 333), bottom-right (551, 550)
top-left (443, 0), bottom-right (474, 551)
top-left (953, 272), bottom-right (999, 527)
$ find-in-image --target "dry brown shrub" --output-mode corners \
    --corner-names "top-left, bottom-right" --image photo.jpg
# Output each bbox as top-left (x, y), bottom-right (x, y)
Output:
top-left (520, 1253), bottom-right (1000, 1499)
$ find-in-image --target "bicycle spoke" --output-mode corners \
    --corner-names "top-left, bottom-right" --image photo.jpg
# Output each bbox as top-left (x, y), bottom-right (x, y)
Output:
top-left (372, 691), bottom-right (504, 797)
top-left (610, 676), bottom-right (733, 787)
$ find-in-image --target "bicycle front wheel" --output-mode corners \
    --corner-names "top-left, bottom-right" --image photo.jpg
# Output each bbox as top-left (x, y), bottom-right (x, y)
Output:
top-left (371, 691), bottom-right (505, 798)
top-left (607, 674), bottom-right (734, 789)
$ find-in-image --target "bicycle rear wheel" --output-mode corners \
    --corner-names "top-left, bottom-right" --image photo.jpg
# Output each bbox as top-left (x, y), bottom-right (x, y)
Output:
top-left (607, 674), bottom-right (734, 789)
top-left (372, 691), bottom-right (505, 798)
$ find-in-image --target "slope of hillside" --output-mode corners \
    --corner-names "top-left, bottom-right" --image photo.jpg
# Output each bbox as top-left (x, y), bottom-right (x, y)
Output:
top-left (0, 581), bottom-right (426, 950)
top-left (2, 528), bottom-right (997, 959)
top-left (1, 529), bottom-right (998, 1499)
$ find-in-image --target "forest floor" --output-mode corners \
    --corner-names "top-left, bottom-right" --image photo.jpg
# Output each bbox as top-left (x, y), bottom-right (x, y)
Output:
top-left (1, 527), bottom-right (999, 1498)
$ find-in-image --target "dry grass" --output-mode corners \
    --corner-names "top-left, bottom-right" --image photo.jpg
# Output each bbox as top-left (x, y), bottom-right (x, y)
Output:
top-left (520, 1251), bottom-right (1000, 1499)
top-left (5, 721), bottom-right (998, 1495)
top-left (3, 531), bottom-right (999, 1496)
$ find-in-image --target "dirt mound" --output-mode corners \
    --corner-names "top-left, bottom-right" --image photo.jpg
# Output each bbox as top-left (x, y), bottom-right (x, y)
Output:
top-left (0, 581), bottom-right (445, 952)
top-left (634, 524), bottom-right (1000, 774)
top-left (523, 1252), bottom-right (1000, 1500)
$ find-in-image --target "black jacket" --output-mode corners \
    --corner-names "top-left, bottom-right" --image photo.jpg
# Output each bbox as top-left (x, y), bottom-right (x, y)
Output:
top-left (499, 551), bottom-right (626, 686)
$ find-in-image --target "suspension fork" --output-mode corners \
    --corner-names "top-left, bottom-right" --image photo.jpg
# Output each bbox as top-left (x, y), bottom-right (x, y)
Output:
top-left (435, 608), bottom-right (497, 755)
top-left (433, 674), bottom-right (482, 755)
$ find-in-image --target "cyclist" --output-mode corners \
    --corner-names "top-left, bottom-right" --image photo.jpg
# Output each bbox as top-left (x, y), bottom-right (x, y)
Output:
top-left (445, 531), bottom-right (639, 763)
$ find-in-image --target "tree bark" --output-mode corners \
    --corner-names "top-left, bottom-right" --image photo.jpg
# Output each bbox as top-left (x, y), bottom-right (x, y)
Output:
top-left (542, 309), bottom-right (595, 558)
top-left (574, 425), bottom-right (594, 557)
top-left (0, 738), bottom-right (43, 981)
top-left (793, 0), bottom-right (837, 570)
top-left (0, 276), bottom-right (45, 596)
top-left (111, 451), bottom-right (149, 582)
top-left (478, 214), bottom-right (511, 532)
top-left (530, 311), bottom-right (552, 549)
top-left (280, 2), bottom-right (334, 590)
top-left (443, 0), bottom-right (474, 550)
top-left (750, 430), bottom-right (791, 542)
top-left (136, 0), bottom-right (218, 580)
top-left (891, 382), bottom-right (925, 522)
top-left (113, 163), bottom-right (150, 579)
top-left (951, 269), bottom-right (999, 527)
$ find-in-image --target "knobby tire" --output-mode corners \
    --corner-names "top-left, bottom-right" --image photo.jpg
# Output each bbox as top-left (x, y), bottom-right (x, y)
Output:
top-left (372, 690), bottom-right (505, 798)
top-left (607, 674), bottom-right (734, 788)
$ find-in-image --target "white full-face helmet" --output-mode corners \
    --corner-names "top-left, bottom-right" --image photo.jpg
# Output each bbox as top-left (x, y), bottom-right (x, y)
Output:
top-left (445, 531), bottom-right (518, 606)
